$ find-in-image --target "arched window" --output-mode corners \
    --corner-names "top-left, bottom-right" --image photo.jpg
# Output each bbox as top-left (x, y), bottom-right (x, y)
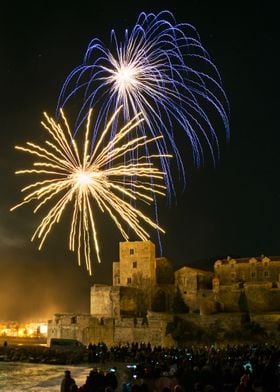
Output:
top-left (152, 290), bottom-right (167, 312)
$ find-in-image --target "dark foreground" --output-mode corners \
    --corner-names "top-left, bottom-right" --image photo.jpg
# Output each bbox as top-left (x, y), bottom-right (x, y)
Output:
top-left (0, 342), bottom-right (279, 391)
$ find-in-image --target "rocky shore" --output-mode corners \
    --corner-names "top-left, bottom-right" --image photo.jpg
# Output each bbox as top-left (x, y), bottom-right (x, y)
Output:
top-left (0, 344), bottom-right (89, 365)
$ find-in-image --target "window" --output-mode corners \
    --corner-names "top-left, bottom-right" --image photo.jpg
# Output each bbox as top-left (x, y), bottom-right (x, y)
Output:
top-left (264, 271), bottom-right (269, 277)
top-left (127, 277), bottom-right (131, 284)
top-left (71, 316), bottom-right (77, 324)
top-left (251, 272), bottom-right (256, 278)
top-left (130, 248), bottom-right (134, 255)
top-left (132, 261), bottom-right (137, 268)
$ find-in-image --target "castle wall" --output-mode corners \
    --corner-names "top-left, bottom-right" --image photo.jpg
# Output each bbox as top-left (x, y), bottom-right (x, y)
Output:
top-left (90, 285), bottom-right (144, 318)
top-left (176, 269), bottom-right (198, 292)
top-left (48, 312), bottom-right (175, 348)
top-left (245, 284), bottom-right (280, 312)
top-left (119, 286), bottom-right (143, 316)
top-left (47, 313), bottom-right (115, 346)
top-left (156, 257), bottom-right (174, 284)
top-left (113, 262), bottom-right (120, 286)
top-left (175, 267), bottom-right (214, 312)
top-left (114, 313), bottom-right (174, 347)
top-left (175, 267), bottom-right (213, 291)
top-left (173, 312), bottom-right (280, 334)
top-left (48, 311), bottom-right (280, 348)
top-left (90, 285), bottom-right (113, 317)
top-left (213, 284), bottom-right (280, 312)
top-left (151, 285), bottom-right (175, 312)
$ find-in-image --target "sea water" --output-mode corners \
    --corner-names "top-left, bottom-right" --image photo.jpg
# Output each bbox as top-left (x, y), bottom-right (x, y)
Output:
top-left (0, 362), bottom-right (98, 391)
top-left (0, 361), bottom-right (129, 391)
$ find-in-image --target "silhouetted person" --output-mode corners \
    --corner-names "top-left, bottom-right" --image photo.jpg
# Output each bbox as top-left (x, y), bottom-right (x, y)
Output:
top-left (105, 369), bottom-right (118, 390)
top-left (60, 370), bottom-right (78, 392)
top-left (81, 368), bottom-right (106, 392)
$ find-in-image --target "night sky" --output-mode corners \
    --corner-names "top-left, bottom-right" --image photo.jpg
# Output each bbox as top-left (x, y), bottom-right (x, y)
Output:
top-left (1, 1), bottom-right (278, 321)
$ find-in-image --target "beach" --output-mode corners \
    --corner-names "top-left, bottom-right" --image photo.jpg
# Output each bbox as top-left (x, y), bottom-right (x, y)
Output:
top-left (0, 361), bottom-right (128, 391)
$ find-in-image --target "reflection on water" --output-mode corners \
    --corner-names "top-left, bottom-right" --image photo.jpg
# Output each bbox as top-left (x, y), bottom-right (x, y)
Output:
top-left (0, 361), bottom-right (127, 391)
top-left (0, 362), bottom-right (92, 391)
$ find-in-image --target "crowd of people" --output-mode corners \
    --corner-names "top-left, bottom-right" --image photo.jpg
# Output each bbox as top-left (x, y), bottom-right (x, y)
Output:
top-left (61, 342), bottom-right (279, 392)
top-left (60, 368), bottom-right (118, 392)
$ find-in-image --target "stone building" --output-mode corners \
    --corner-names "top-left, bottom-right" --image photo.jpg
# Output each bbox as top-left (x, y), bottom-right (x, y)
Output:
top-left (212, 255), bottom-right (280, 312)
top-left (214, 256), bottom-right (280, 286)
top-left (48, 241), bottom-right (280, 346)
top-left (175, 266), bottom-right (214, 312)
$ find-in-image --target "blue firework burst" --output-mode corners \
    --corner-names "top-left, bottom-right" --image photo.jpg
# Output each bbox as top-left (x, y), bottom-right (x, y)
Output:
top-left (57, 10), bottom-right (230, 197)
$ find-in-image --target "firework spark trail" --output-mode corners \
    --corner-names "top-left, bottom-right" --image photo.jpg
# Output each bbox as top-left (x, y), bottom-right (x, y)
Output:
top-left (11, 107), bottom-right (170, 275)
top-left (57, 10), bottom-right (230, 197)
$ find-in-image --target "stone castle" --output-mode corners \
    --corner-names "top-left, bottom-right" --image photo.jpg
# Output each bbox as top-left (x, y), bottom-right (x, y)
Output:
top-left (47, 241), bottom-right (280, 346)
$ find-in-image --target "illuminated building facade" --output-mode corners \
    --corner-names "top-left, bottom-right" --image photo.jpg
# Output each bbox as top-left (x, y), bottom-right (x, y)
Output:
top-left (48, 241), bottom-right (280, 347)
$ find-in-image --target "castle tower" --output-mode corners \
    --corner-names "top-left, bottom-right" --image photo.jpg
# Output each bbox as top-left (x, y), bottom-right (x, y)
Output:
top-left (113, 240), bottom-right (157, 287)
